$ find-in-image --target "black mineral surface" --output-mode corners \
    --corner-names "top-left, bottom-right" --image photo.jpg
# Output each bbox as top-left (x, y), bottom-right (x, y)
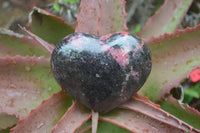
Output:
top-left (51, 32), bottom-right (152, 113)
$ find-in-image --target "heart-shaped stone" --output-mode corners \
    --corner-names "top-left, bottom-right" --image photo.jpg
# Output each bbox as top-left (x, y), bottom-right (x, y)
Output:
top-left (51, 32), bottom-right (152, 113)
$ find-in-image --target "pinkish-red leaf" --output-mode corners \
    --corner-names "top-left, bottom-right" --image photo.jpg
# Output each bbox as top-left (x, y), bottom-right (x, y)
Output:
top-left (10, 90), bottom-right (72, 133)
top-left (75, 0), bottom-right (127, 35)
top-left (119, 94), bottom-right (199, 132)
top-left (51, 102), bottom-right (91, 133)
top-left (100, 109), bottom-right (185, 133)
top-left (160, 95), bottom-right (200, 130)
top-left (19, 25), bottom-right (54, 54)
top-left (0, 29), bottom-right (50, 57)
top-left (0, 56), bottom-right (60, 118)
top-left (139, 24), bottom-right (200, 102)
top-left (139, 0), bottom-right (193, 39)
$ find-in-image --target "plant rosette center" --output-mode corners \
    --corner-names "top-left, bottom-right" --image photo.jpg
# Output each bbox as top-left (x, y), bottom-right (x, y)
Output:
top-left (51, 32), bottom-right (152, 113)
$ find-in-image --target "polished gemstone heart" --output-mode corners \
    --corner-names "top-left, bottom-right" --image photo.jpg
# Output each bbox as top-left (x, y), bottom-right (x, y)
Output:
top-left (51, 32), bottom-right (152, 113)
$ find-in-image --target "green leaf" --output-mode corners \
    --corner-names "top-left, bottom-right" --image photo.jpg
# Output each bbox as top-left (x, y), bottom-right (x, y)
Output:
top-left (0, 127), bottom-right (11, 133)
top-left (19, 25), bottom-right (54, 54)
top-left (53, 3), bottom-right (60, 12)
top-left (153, 0), bottom-right (165, 13)
top-left (96, 122), bottom-right (131, 133)
top-left (76, 0), bottom-right (127, 35)
top-left (81, 121), bottom-right (131, 133)
top-left (30, 7), bottom-right (74, 45)
top-left (191, 83), bottom-right (200, 93)
top-left (183, 94), bottom-right (193, 104)
top-left (0, 29), bottom-right (50, 57)
top-left (139, 25), bottom-right (200, 102)
top-left (183, 84), bottom-right (200, 103)
top-left (139, 0), bottom-right (193, 38)
top-left (133, 24), bottom-right (142, 34)
top-left (62, 0), bottom-right (80, 3)
top-left (160, 95), bottom-right (200, 130)
top-left (184, 89), bottom-right (199, 99)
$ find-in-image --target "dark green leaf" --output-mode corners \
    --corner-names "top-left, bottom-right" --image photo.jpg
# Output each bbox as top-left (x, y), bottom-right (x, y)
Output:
top-left (184, 89), bottom-right (199, 99)
top-left (30, 7), bottom-right (74, 45)
top-left (160, 95), bottom-right (200, 130)
top-left (62, 0), bottom-right (80, 3)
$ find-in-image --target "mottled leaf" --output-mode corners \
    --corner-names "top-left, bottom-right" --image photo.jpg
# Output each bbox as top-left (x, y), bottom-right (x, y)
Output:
top-left (160, 95), bottom-right (200, 130)
top-left (139, 0), bottom-right (193, 39)
top-left (0, 56), bottom-right (60, 122)
top-left (51, 102), bottom-right (91, 133)
top-left (139, 24), bottom-right (200, 102)
top-left (75, 0), bottom-right (127, 35)
top-left (10, 91), bottom-right (72, 133)
top-left (100, 109), bottom-right (185, 133)
top-left (0, 29), bottom-right (50, 57)
top-left (119, 94), bottom-right (199, 132)
top-left (30, 7), bottom-right (74, 44)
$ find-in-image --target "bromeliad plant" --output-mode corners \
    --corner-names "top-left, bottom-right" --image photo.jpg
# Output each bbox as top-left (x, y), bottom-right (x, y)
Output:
top-left (0, 0), bottom-right (200, 132)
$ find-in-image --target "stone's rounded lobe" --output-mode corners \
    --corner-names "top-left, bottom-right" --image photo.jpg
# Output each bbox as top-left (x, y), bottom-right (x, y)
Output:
top-left (51, 32), bottom-right (152, 113)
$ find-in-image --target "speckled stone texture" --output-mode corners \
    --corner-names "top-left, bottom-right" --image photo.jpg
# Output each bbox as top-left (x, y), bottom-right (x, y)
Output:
top-left (51, 32), bottom-right (152, 113)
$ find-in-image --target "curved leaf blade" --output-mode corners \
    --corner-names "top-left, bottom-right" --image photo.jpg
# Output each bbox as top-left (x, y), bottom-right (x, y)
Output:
top-left (100, 109), bottom-right (184, 133)
top-left (75, 0), bottom-right (127, 35)
top-left (139, 0), bottom-right (193, 39)
top-left (160, 95), bottom-right (200, 130)
top-left (0, 29), bottom-right (50, 57)
top-left (139, 24), bottom-right (200, 102)
top-left (19, 26), bottom-right (54, 54)
top-left (10, 91), bottom-right (72, 133)
top-left (30, 7), bottom-right (74, 44)
top-left (0, 56), bottom-right (60, 118)
top-left (119, 94), bottom-right (199, 132)
top-left (51, 102), bottom-right (91, 133)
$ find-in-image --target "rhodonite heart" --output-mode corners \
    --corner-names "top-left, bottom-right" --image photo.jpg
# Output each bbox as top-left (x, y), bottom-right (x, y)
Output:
top-left (51, 32), bottom-right (152, 113)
